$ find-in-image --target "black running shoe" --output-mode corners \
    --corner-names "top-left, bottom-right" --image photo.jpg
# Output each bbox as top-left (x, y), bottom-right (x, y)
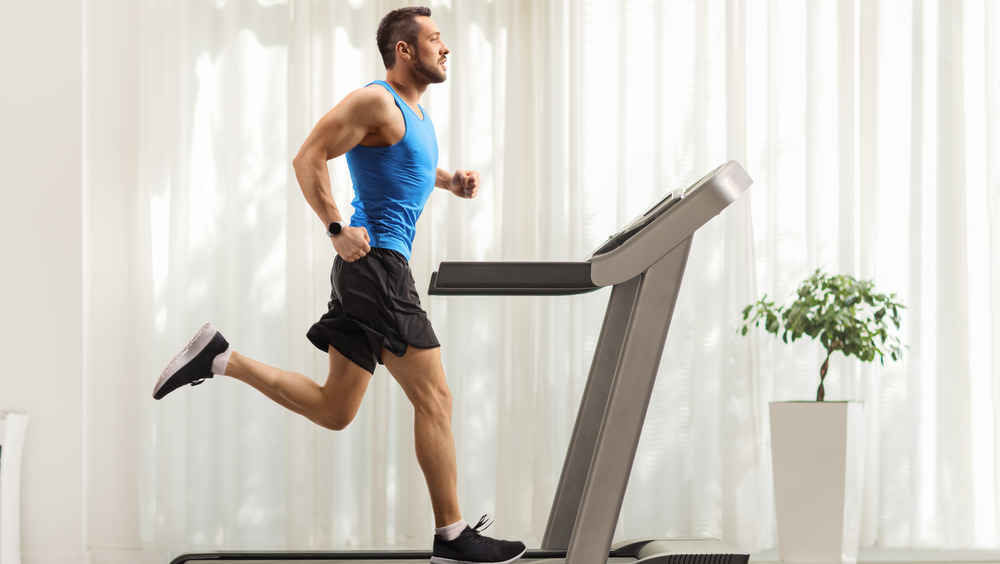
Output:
top-left (431, 516), bottom-right (526, 564)
top-left (152, 323), bottom-right (229, 400)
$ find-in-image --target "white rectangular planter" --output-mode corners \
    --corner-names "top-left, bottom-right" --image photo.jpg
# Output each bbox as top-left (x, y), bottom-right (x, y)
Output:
top-left (0, 411), bottom-right (28, 564)
top-left (770, 402), bottom-right (865, 564)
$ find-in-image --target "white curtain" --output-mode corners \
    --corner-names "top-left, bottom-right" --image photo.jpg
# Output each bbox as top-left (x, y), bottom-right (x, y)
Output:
top-left (136, 0), bottom-right (1000, 554)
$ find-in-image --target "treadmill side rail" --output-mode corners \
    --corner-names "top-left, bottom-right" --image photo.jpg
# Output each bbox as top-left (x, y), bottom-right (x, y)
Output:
top-left (429, 261), bottom-right (599, 295)
top-left (168, 550), bottom-right (436, 563)
top-left (167, 540), bottom-right (748, 564)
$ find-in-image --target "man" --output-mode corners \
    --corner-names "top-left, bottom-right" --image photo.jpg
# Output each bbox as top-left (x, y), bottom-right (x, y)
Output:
top-left (152, 7), bottom-right (526, 564)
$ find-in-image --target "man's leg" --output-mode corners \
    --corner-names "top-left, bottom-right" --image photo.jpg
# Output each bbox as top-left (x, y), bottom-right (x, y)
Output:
top-left (380, 345), bottom-right (461, 527)
top-left (385, 346), bottom-right (526, 564)
top-left (225, 345), bottom-right (373, 431)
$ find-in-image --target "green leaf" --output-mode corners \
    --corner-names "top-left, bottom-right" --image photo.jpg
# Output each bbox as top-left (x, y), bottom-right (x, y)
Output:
top-left (739, 270), bottom-right (905, 391)
top-left (766, 312), bottom-right (779, 333)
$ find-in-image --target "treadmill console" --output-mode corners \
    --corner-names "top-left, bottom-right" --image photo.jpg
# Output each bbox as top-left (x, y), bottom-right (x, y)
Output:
top-left (586, 161), bottom-right (752, 287)
top-left (591, 165), bottom-right (724, 258)
top-left (428, 161), bottom-right (752, 295)
top-left (590, 189), bottom-right (685, 258)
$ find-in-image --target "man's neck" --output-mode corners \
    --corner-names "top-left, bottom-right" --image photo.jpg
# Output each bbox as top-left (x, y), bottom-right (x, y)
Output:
top-left (385, 71), bottom-right (428, 108)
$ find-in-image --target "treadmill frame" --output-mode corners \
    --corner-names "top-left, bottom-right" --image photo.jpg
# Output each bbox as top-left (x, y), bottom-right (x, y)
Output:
top-left (165, 162), bottom-right (753, 564)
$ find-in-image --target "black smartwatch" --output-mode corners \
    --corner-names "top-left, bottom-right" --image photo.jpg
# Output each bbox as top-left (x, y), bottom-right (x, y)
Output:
top-left (326, 221), bottom-right (347, 237)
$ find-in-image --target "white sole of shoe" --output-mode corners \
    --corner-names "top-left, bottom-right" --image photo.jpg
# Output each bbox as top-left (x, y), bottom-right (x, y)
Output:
top-left (152, 322), bottom-right (217, 397)
top-left (430, 547), bottom-right (527, 564)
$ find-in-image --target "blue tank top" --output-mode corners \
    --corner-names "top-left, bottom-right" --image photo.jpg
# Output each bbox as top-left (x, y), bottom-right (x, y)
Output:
top-left (346, 80), bottom-right (438, 260)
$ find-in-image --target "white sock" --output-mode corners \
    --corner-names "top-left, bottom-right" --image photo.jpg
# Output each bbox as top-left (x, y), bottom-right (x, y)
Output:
top-left (436, 519), bottom-right (467, 541)
top-left (211, 346), bottom-right (233, 375)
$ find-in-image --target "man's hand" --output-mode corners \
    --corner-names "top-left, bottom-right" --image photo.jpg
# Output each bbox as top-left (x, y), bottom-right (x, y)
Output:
top-left (449, 170), bottom-right (481, 199)
top-left (331, 226), bottom-right (372, 262)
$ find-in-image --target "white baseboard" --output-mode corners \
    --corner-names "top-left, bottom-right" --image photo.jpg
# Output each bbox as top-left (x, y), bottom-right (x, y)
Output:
top-left (22, 549), bottom-right (168, 564)
top-left (21, 554), bottom-right (86, 564)
top-left (752, 547), bottom-right (1000, 563)
top-left (87, 549), bottom-right (167, 564)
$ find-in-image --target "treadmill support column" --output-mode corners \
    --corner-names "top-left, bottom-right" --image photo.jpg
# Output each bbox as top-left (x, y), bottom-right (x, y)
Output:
top-left (542, 237), bottom-right (693, 564)
top-left (542, 273), bottom-right (640, 548)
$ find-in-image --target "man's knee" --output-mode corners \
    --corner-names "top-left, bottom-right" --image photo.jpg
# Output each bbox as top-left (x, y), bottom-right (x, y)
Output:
top-left (414, 379), bottom-right (452, 421)
top-left (437, 383), bottom-right (453, 417)
top-left (320, 350), bottom-right (373, 430)
top-left (314, 409), bottom-right (357, 431)
top-left (314, 395), bottom-right (363, 431)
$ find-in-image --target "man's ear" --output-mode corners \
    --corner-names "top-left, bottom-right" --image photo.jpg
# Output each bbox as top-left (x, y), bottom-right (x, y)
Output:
top-left (396, 41), bottom-right (412, 61)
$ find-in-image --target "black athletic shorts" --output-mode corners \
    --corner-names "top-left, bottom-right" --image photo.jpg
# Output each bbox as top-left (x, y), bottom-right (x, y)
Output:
top-left (307, 247), bottom-right (440, 373)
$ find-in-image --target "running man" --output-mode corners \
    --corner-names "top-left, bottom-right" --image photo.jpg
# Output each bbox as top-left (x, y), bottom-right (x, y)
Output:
top-left (152, 7), bottom-right (526, 564)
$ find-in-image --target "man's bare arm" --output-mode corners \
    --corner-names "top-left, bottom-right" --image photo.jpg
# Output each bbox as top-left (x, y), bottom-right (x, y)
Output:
top-left (292, 87), bottom-right (393, 260)
top-left (436, 167), bottom-right (480, 199)
top-left (293, 88), bottom-right (388, 225)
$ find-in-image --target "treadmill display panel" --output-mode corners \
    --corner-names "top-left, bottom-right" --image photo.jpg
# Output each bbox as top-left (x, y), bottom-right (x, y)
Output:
top-left (591, 164), bottom-right (722, 257)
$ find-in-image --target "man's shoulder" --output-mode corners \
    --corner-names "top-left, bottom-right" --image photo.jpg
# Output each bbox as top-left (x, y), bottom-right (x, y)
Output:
top-left (331, 83), bottom-right (399, 133)
top-left (344, 83), bottom-right (396, 113)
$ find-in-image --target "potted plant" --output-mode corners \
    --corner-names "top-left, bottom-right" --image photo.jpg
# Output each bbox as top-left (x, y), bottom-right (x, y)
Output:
top-left (740, 269), bottom-right (904, 564)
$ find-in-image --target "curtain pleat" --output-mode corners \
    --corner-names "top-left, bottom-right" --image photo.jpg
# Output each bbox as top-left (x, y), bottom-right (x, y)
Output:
top-left (136, 0), bottom-right (1000, 553)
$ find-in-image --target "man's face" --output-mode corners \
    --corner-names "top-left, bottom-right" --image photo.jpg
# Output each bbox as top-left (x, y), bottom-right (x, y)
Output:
top-left (409, 16), bottom-right (449, 84)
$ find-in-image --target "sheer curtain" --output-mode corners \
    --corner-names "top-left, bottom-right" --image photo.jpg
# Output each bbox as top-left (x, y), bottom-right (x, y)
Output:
top-left (135, 0), bottom-right (1000, 554)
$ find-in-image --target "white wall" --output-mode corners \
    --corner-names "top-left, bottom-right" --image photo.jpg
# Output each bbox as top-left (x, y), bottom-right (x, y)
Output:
top-left (83, 0), bottom-right (157, 561)
top-left (0, 0), bottom-right (86, 562)
top-left (1, 0), bottom-right (153, 562)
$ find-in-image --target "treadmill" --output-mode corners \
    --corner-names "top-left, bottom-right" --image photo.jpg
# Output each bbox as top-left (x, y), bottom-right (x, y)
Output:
top-left (170, 160), bottom-right (754, 564)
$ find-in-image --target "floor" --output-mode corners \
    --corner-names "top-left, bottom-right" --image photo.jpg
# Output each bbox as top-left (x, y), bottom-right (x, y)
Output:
top-left (750, 548), bottom-right (1000, 564)
top-left (165, 547), bottom-right (1000, 564)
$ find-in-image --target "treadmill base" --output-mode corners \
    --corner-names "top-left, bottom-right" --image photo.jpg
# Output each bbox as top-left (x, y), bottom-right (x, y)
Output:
top-left (168, 539), bottom-right (748, 564)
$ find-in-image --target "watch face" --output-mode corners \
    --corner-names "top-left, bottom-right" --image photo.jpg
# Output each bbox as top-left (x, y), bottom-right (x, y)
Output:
top-left (328, 222), bottom-right (342, 235)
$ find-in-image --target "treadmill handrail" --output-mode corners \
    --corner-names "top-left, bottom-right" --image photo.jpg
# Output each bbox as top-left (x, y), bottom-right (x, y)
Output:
top-left (428, 261), bottom-right (599, 296)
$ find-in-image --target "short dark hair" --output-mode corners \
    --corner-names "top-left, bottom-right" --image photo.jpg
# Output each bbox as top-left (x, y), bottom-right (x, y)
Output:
top-left (376, 6), bottom-right (432, 69)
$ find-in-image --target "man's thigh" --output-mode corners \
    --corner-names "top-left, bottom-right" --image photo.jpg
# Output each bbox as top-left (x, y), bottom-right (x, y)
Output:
top-left (321, 344), bottom-right (374, 411)
top-left (381, 346), bottom-right (449, 405)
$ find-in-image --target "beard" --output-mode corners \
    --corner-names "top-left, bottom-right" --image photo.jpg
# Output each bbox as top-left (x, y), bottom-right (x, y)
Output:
top-left (411, 48), bottom-right (447, 84)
